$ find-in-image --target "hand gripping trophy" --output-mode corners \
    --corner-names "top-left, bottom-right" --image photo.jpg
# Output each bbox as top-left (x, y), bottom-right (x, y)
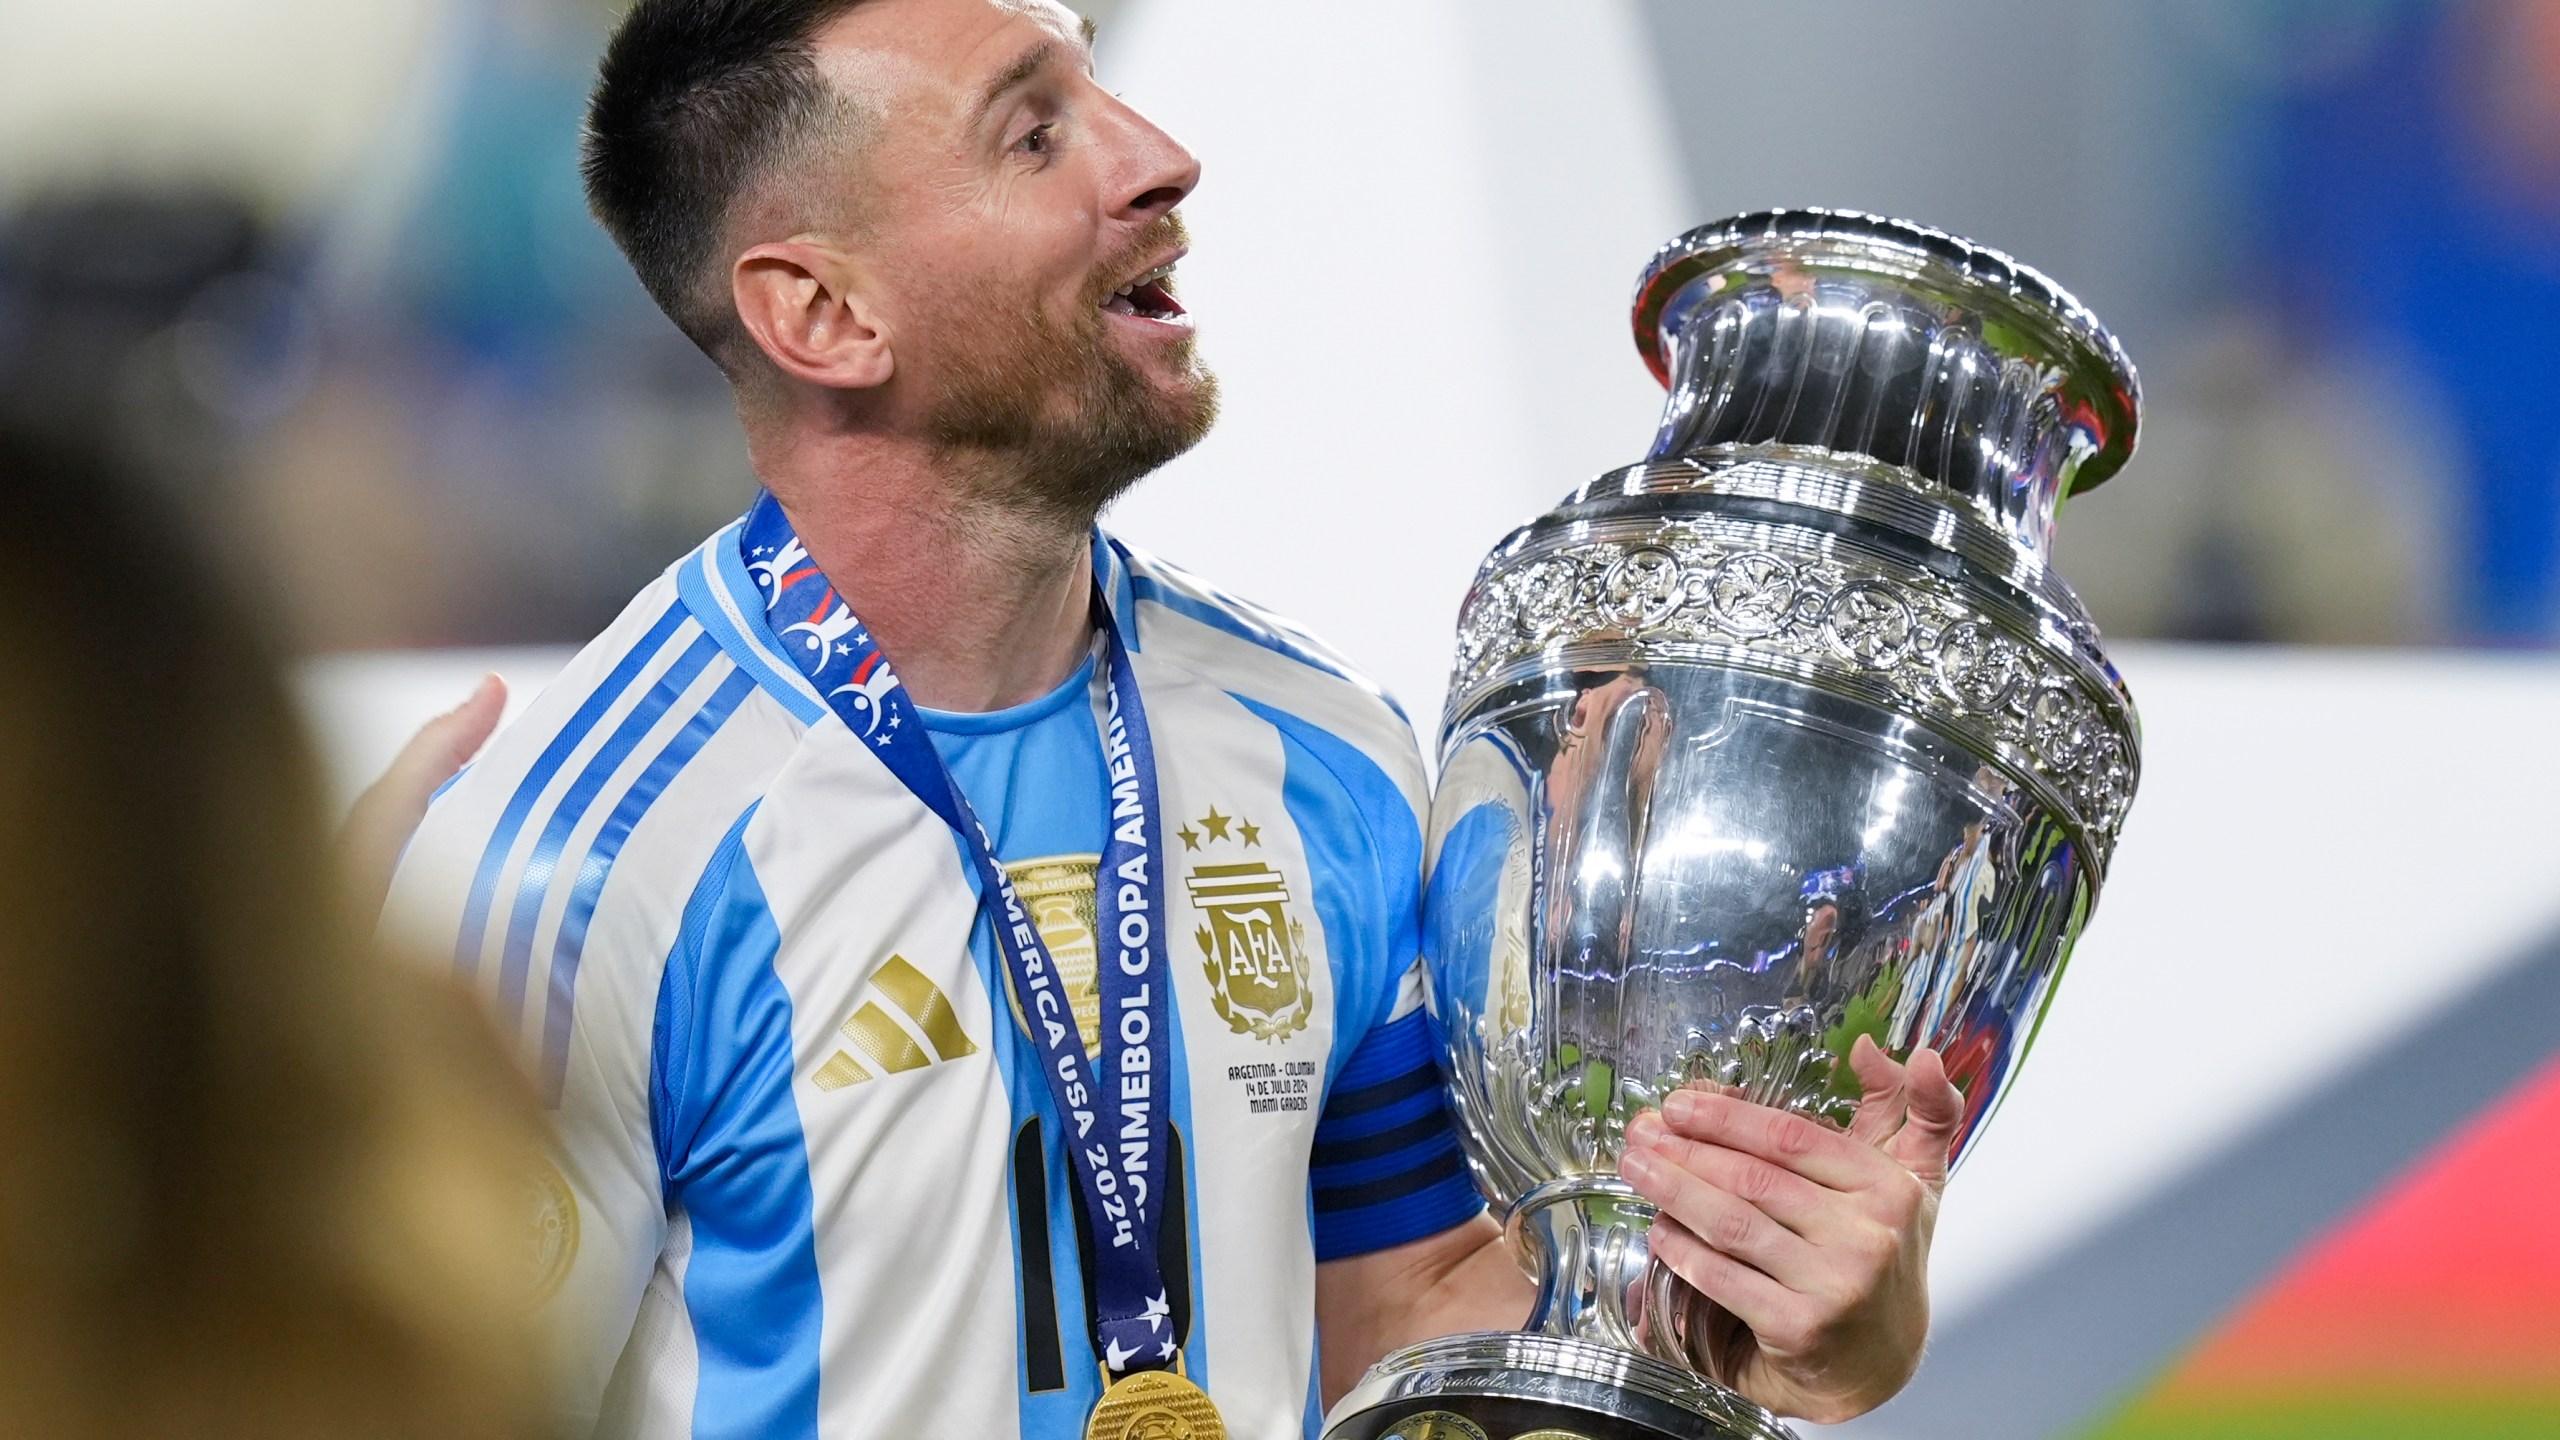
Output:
top-left (1322, 211), bottom-right (2144, 1440)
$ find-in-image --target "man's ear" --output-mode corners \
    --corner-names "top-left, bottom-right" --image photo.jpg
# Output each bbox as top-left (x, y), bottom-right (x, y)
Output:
top-left (732, 238), bottom-right (894, 391)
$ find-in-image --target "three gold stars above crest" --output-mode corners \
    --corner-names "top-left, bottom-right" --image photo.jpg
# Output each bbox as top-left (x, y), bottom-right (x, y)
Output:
top-left (1177, 806), bottom-right (1261, 851)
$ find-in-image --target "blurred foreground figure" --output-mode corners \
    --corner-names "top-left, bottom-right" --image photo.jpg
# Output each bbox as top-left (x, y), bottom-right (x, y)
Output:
top-left (0, 429), bottom-right (552, 1440)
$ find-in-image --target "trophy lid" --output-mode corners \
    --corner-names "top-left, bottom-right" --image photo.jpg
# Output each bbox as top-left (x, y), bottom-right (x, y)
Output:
top-left (1630, 209), bottom-right (2141, 552)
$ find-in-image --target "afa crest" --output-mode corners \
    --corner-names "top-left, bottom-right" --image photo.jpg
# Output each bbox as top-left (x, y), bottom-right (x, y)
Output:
top-left (527, 1158), bottom-right (579, 1306)
top-left (1179, 808), bottom-right (1315, 1043)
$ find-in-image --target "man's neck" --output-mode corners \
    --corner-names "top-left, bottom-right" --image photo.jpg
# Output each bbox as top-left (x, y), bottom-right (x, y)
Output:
top-left (753, 427), bottom-right (1097, 716)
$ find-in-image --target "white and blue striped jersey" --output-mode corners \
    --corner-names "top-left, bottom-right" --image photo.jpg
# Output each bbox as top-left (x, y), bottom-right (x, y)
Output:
top-left (384, 518), bottom-right (1483, 1440)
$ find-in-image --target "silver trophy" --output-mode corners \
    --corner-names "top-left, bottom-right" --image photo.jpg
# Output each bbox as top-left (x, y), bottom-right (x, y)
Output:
top-left (1322, 211), bottom-right (2142, 1440)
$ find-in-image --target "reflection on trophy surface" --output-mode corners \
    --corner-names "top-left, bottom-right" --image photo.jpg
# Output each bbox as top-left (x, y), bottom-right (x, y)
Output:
top-left (1321, 210), bottom-right (2144, 1440)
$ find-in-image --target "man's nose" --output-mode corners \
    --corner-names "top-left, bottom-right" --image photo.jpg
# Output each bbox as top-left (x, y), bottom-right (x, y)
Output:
top-left (1099, 94), bottom-right (1200, 220)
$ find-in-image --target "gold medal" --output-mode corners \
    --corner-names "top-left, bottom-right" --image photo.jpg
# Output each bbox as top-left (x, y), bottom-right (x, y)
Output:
top-left (1085, 1369), bottom-right (1226, 1440)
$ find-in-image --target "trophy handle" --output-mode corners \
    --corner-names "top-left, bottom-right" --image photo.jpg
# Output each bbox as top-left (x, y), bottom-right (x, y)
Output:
top-left (1641, 1248), bottom-right (1725, 1378)
top-left (1506, 1176), bottom-right (1720, 1380)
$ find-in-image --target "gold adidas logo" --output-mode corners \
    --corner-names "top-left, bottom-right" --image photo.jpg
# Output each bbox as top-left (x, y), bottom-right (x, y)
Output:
top-left (813, 955), bottom-right (980, 1091)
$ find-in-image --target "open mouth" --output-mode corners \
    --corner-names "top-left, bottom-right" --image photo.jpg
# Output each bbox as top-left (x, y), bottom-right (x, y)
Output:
top-left (1102, 258), bottom-right (1188, 325)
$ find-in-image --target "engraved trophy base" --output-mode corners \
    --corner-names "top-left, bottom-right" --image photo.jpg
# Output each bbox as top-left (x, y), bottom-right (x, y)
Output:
top-left (1319, 1334), bottom-right (1795, 1440)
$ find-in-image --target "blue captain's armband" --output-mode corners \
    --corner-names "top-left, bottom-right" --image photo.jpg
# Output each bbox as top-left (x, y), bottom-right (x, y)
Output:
top-left (1309, 1008), bottom-right (1483, 1261)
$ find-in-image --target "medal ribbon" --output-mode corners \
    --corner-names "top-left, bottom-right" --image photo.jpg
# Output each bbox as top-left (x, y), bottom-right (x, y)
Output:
top-left (741, 493), bottom-right (1179, 1375)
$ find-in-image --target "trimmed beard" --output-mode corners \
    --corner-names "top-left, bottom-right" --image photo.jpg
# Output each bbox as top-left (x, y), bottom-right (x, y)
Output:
top-left (921, 265), bottom-right (1218, 530)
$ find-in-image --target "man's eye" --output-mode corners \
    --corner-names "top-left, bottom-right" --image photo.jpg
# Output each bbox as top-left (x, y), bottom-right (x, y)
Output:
top-left (1019, 123), bottom-right (1056, 155)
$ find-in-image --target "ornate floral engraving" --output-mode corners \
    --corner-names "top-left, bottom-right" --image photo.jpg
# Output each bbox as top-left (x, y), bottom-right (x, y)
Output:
top-left (1450, 524), bottom-right (2137, 854)
top-left (2080, 733), bottom-right (2134, 835)
top-left (1604, 546), bottom-right (1687, 628)
top-left (1515, 558), bottom-right (1579, 641)
top-left (1707, 551), bottom-right (1797, 635)
top-left (2027, 685), bottom-right (2089, 770)
top-left (1823, 582), bottom-right (1917, 669)
top-left (1933, 621), bottom-right (2023, 711)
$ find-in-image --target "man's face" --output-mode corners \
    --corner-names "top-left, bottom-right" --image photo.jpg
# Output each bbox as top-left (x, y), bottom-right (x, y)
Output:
top-left (812, 0), bottom-right (1215, 518)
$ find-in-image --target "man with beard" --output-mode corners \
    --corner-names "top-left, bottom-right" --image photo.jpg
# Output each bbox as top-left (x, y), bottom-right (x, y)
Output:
top-left (383, 2), bottom-right (1963, 1437)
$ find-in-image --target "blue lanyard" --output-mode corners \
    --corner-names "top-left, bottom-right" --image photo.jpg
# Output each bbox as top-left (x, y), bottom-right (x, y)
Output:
top-left (742, 494), bottom-right (1179, 1374)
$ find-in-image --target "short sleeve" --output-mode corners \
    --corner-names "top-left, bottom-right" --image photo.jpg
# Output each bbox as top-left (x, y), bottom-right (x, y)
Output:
top-left (1214, 685), bottom-right (1483, 1260)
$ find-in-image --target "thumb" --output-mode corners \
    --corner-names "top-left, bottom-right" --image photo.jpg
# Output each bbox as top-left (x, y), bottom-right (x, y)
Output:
top-left (1843, 1033), bottom-right (1910, 1148)
top-left (1885, 1046), bottom-right (1963, 1189)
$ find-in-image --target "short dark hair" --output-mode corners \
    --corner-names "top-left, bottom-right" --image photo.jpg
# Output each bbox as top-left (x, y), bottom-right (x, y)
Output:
top-left (582, 0), bottom-right (872, 361)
